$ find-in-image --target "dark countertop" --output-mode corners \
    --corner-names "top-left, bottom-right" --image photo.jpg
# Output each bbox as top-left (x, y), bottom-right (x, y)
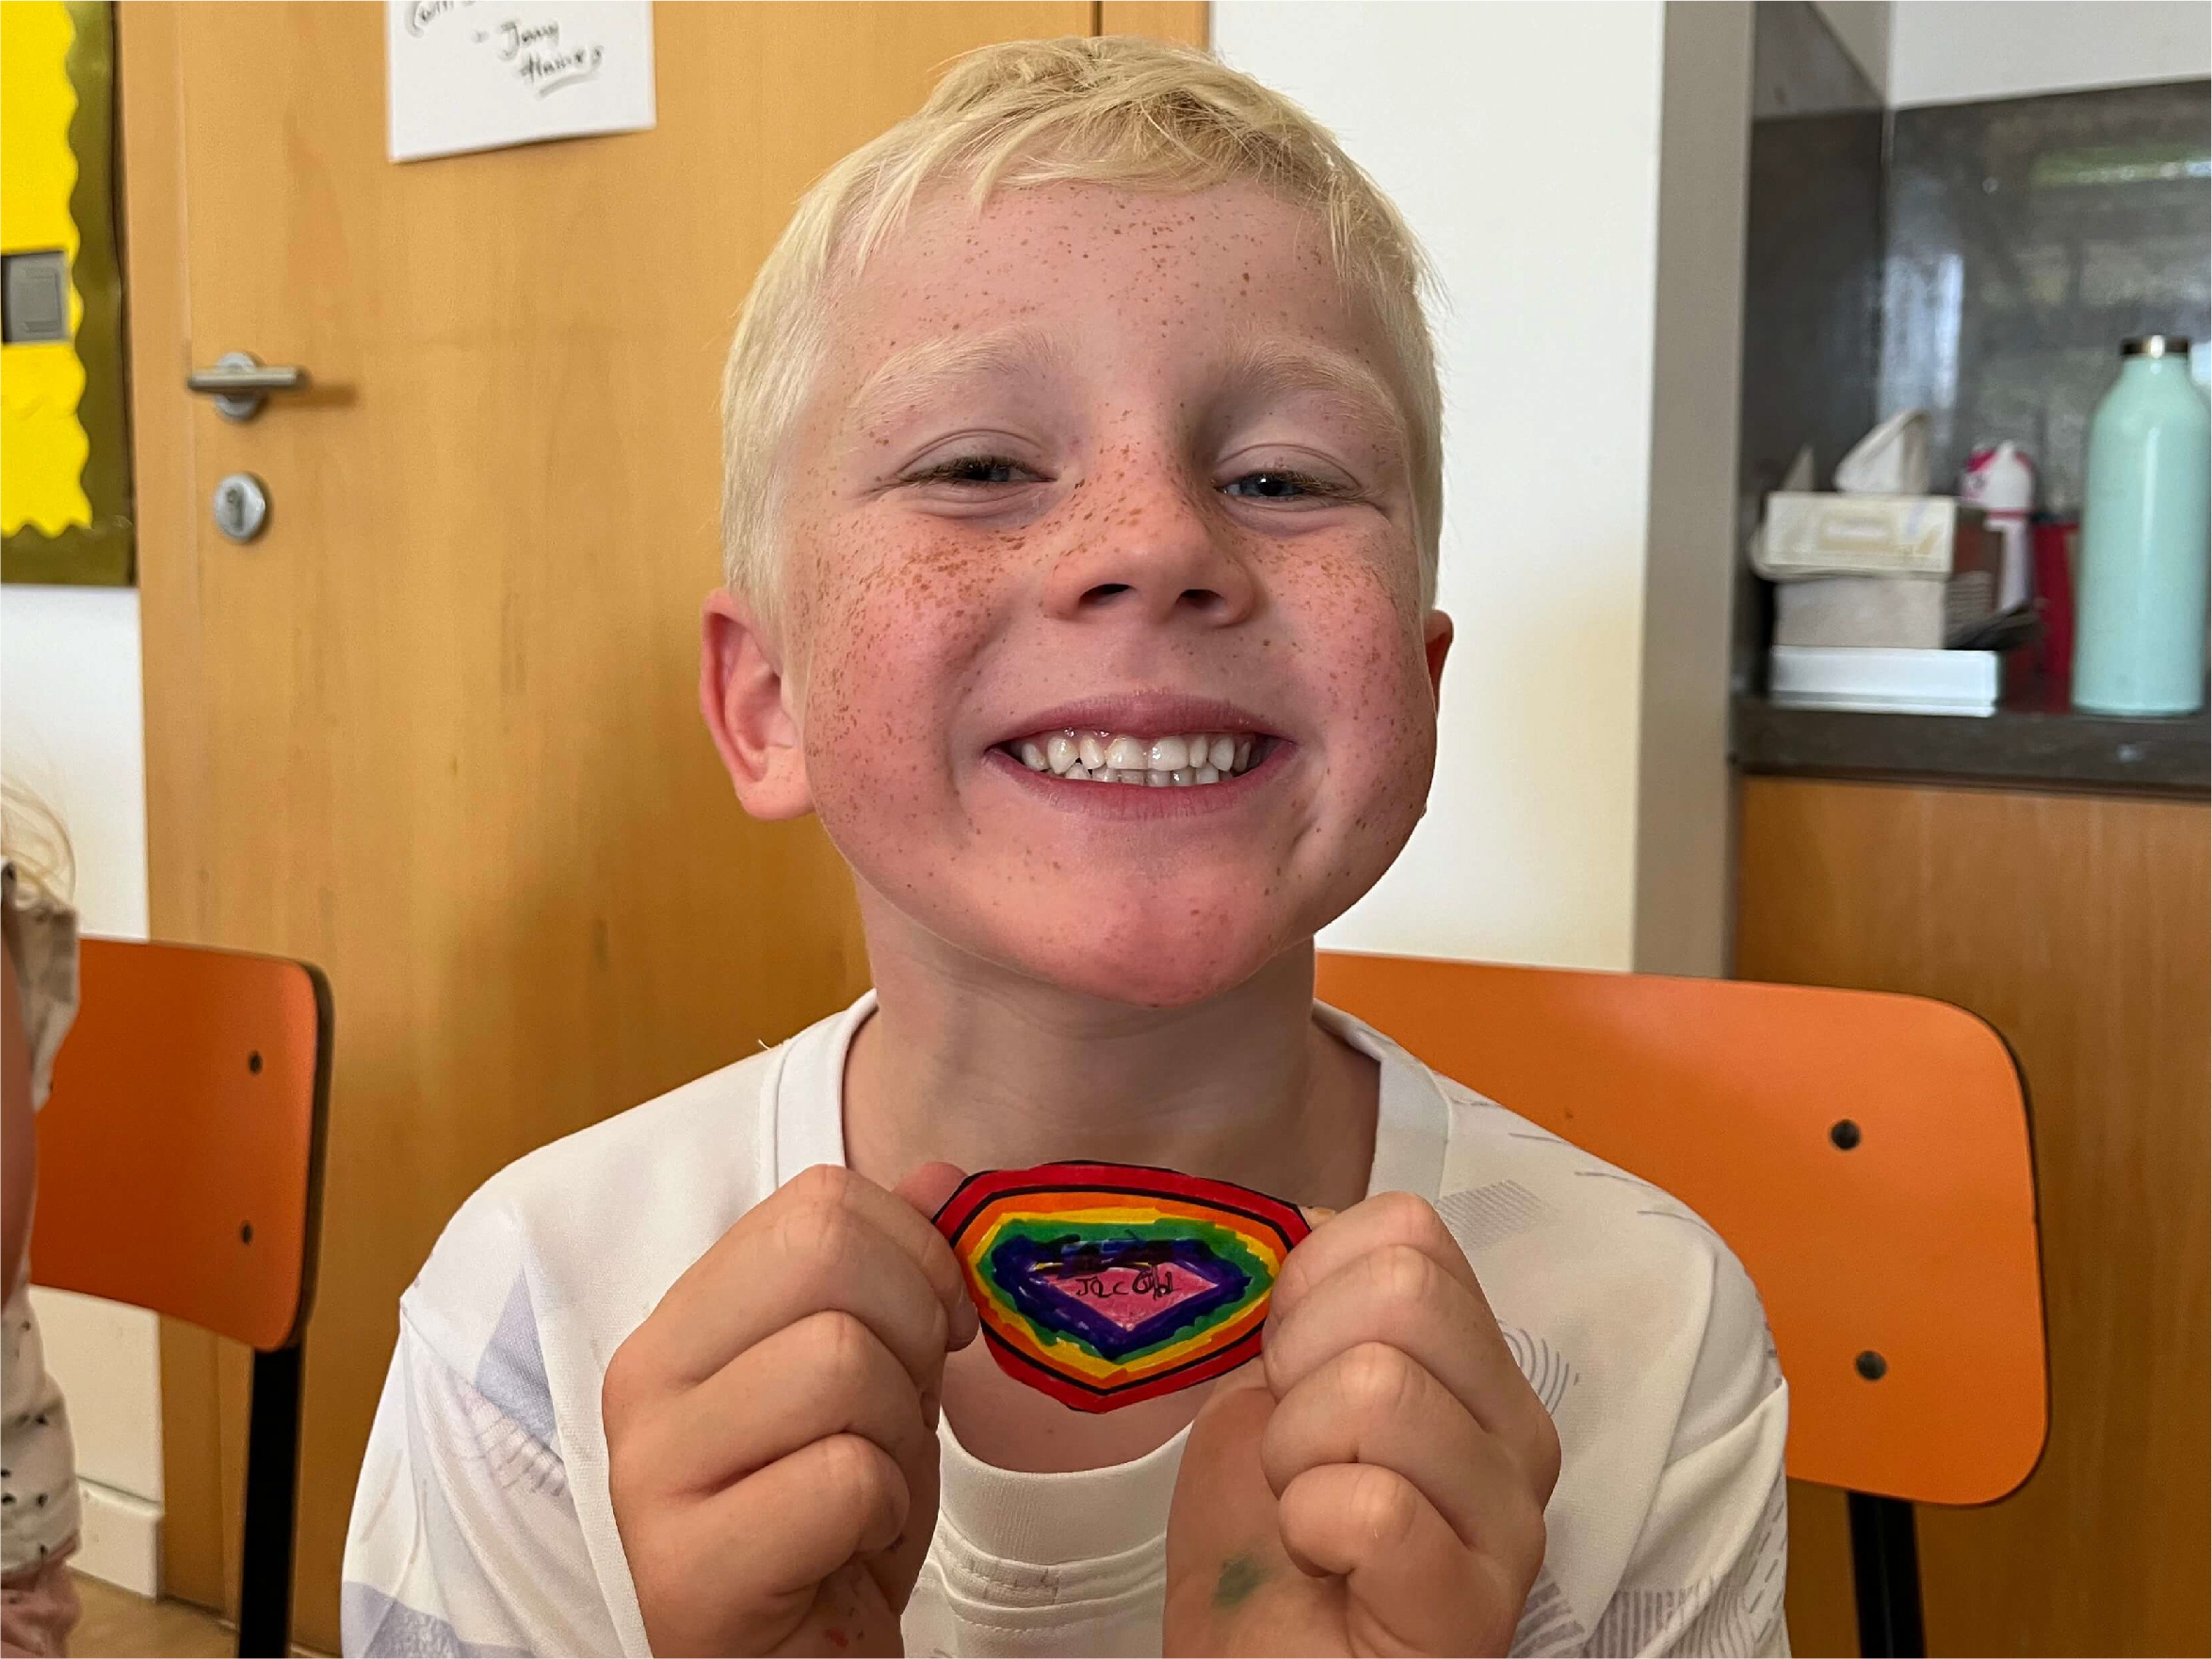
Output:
top-left (1733, 696), bottom-right (2210, 797)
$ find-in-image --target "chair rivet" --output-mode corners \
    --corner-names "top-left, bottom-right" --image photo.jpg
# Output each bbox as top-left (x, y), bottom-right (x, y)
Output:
top-left (1830, 1119), bottom-right (1862, 1151)
top-left (240, 1222), bottom-right (254, 1245)
top-left (248, 1051), bottom-right (264, 1074)
top-left (1856, 1349), bottom-right (1887, 1380)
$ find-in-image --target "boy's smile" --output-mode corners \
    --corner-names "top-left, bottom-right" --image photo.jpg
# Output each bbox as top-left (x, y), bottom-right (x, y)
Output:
top-left (989, 691), bottom-right (1276, 807)
top-left (709, 180), bottom-right (1449, 1007)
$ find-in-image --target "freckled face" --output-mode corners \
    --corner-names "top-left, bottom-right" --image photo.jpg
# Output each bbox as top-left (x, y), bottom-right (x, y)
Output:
top-left (775, 182), bottom-right (1441, 1007)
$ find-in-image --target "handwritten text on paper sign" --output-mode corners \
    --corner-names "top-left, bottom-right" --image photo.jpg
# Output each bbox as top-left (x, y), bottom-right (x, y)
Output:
top-left (387, 1), bottom-right (655, 165)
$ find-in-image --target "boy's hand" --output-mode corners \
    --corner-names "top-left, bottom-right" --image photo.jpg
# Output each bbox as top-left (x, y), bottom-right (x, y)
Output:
top-left (1164, 1193), bottom-right (1560, 1657)
top-left (604, 1162), bottom-right (976, 1657)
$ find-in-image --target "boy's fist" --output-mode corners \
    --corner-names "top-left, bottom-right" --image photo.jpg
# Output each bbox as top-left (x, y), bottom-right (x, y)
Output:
top-left (1164, 1192), bottom-right (1560, 1657)
top-left (604, 1162), bottom-right (976, 1657)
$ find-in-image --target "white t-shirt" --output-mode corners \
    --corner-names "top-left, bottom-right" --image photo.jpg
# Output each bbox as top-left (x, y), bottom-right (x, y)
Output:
top-left (341, 996), bottom-right (1789, 1658)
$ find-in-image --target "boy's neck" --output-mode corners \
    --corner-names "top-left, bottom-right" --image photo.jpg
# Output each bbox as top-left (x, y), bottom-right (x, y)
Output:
top-left (842, 910), bottom-right (1378, 1213)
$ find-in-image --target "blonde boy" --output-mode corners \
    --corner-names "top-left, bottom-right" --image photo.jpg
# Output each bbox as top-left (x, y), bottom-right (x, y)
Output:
top-left (344, 38), bottom-right (1786, 1659)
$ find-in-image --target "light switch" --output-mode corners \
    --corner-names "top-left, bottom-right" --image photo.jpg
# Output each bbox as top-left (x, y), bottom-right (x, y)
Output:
top-left (2, 250), bottom-right (72, 345)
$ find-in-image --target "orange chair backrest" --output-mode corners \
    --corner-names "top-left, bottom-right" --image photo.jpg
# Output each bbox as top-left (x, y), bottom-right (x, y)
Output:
top-left (29, 939), bottom-right (331, 1352)
top-left (1315, 950), bottom-right (2046, 1506)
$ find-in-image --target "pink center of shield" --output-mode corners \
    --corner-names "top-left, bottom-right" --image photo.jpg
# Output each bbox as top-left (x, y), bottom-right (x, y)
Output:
top-left (1043, 1263), bottom-right (1211, 1332)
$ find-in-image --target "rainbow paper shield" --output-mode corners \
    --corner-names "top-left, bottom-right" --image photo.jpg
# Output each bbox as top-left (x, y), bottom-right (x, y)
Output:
top-left (932, 1162), bottom-right (1310, 1412)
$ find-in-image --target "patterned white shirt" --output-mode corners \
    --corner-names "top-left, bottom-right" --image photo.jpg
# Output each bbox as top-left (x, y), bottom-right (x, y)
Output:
top-left (2, 865), bottom-right (81, 1577)
top-left (342, 995), bottom-right (1789, 1657)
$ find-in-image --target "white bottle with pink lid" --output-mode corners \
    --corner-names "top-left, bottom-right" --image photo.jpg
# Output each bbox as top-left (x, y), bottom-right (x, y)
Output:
top-left (1961, 441), bottom-right (2037, 612)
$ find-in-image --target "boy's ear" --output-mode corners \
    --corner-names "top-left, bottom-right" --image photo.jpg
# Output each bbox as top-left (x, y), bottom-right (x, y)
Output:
top-left (701, 589), bottom-right (814, 820)
top-left (1423, 610), bottom-right (1454, 707)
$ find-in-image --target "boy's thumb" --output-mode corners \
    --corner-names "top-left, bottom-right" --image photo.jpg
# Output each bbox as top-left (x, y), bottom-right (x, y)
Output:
top-left (1164, 1375), bottom-right (1284, 1642)
top-left (895, 1160), bottom-right (969, 1225)
top-left (896, 1162), bottom-right (978, 1350)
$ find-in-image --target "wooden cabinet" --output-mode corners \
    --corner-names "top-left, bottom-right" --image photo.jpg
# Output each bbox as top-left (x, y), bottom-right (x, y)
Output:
top-left (1737, 777), bottom-right (2209, 1658)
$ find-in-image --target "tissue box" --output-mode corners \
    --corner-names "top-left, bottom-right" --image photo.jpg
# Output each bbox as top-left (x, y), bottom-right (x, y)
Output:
top-left (1769, 646), bottom-right (1999, 716)
top-left (1755, 495), bottom-right (1986, 578)
top-left (1774, 571), bottom-right (1998, 649)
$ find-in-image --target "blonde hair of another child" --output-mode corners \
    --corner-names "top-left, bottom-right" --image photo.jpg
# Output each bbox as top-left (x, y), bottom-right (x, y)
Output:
top-left (719, 35), bottom-right (1444, 626)
top-left (0, 784), bottom-right (73, 908)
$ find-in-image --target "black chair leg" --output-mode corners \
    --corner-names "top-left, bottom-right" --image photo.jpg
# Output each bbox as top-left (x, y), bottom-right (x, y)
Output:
top-left (236, 1345), bottom-right (304, 1657)
top-left (1848, 1490), bottom-right (1926, 1658)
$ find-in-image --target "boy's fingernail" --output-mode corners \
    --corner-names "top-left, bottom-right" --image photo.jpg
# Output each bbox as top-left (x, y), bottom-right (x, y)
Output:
top-left (1302, 1205), bottom-right (1337, 1227)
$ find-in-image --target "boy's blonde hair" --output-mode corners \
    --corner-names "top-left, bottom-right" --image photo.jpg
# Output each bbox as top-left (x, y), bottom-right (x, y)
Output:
top-left (720, 35), bottom-right (1444, 622)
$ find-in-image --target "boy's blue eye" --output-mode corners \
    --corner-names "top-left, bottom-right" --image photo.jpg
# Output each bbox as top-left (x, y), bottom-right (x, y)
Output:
top-left (906, 459), bottom-right (1347, 499)
top-left (1224, 470), bottom-right (1332, 501)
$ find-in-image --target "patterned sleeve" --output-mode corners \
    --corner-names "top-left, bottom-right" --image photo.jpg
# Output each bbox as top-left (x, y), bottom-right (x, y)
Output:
top-left (1, 862), bottom-right (79, 1111)
top-left (1582, 1250), bottom-right (1792, 1658)
top-left (341, 1313), bottom-right (620, 1657)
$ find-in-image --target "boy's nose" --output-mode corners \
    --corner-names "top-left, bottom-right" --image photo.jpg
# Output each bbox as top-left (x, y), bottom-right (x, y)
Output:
top-left (1041, 486), bottom-right (1259, 628)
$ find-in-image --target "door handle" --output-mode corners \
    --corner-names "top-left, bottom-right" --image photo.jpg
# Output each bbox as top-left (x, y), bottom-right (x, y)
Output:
top-left (186, 350), bottom-right (311, 422)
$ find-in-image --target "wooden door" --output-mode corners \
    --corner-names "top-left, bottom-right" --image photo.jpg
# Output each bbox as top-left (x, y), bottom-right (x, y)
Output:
top-left (119, 3), bottom-right (1199, 1646)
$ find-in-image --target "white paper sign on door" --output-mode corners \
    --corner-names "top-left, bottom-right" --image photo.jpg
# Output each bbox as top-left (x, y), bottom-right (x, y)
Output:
top-left (387, 1), bottom-right (655, 164)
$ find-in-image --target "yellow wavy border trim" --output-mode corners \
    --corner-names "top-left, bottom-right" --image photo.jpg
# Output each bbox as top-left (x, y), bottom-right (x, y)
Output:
top-left (2, 1), bottom-right (132, 585)
top-left (0, 1), bottom-right (89, 536)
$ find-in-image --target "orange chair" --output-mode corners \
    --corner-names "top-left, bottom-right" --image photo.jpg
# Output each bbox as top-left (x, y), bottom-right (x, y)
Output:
top-left (28, 939), bottom-right (331, 1658)
top-left (1315, 950), bottom-right (2046, 1659)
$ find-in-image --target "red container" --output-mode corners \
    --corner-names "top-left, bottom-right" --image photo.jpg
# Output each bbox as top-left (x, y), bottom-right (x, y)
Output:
top-left (2031, 517), bottom-right (2077, 701)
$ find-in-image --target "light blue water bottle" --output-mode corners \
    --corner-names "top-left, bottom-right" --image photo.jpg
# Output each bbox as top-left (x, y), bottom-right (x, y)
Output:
top-left (2073, 335), bottom-right (2211, 716)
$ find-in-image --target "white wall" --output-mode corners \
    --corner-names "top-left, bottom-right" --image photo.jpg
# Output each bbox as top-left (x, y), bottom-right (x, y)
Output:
top-left (0, 584), bottom-right (164, 1592)
top-left (1802, 1), bottom-right (2206, 110)
top-left (1217, 2), bottom-right (1748, 974)
top-left (1637, 4), bottom-right (1753, 979)
top-left (1813, 0), bottom-right (1892, 97)
top-left (1889, 0), bottom-right (2212, 106)
top-left (0, 588), bottom-right (148, 942)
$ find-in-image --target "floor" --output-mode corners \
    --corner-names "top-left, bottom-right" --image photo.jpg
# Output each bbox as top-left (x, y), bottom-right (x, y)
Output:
top-left (72, 1574), bottom-right (234, 1658)
top-left (70, 1573), bottom-right (331, 1658)
top-left (72, 1574), bottom-right (231, 1654)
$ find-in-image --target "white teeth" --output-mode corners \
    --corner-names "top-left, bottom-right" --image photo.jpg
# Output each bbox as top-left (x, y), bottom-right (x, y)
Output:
top-left (1105, 735), bottom-right (1149, 772)
top-left (1006, 730), bottom-right (1268, 788)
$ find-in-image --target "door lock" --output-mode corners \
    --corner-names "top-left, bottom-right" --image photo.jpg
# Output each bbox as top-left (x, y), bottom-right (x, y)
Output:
top-left (213, 473), bottom-right (270, 542)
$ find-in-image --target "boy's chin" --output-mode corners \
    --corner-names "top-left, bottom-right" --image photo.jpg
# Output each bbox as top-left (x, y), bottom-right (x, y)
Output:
top-left (1006, 927), bottom-right (1293, 1010)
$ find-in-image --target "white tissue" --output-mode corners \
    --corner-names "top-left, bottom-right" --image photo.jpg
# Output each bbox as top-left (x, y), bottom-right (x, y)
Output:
top-left (1833, 410), bottom-right (1930, 496)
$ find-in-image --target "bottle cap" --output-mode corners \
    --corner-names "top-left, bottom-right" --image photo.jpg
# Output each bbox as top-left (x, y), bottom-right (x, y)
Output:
top-left (2122, 335), bottom-right (2191, 358)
